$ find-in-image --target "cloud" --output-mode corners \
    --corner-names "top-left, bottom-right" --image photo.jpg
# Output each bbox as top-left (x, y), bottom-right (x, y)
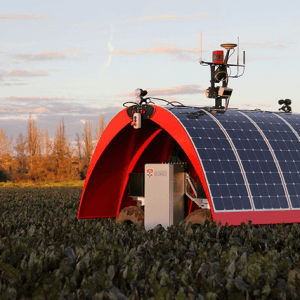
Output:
top-left (4, 70), bottom-right (48, 77)
top-left (2, 96), bottom-right (75, 102)
top-left (110, 46), bottom-right (198, 61)
top-left (120, 85), bottom-right (204, 97)
top-left (0, 69), bottom-right (49, 86)
top-left (51, 21), bottom-right (104, 28)
top-left (34, 107), bottom-right (50, 113)
top-left (3, 116), bottom-right (27, 120)
top-left (103, 24), bottom-right (114, 70)
top-left (2, 82), bottom-right (26, 86)
top-left (135, 13), bottom-right (213, 22)
top-left (11, 47), bottom-right (82, 62)
top-left (12, 52), bottom-right (66, 61)
top-left (0, 14), bottom-right (53, 20)
top-left (0, 101), bottom-right (123, 143)
top-left (150, 85), bottom-right (204, 96)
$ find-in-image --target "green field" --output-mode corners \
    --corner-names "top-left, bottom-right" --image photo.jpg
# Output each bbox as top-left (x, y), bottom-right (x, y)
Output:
top-left (1, 186), bottom-right (300, 299)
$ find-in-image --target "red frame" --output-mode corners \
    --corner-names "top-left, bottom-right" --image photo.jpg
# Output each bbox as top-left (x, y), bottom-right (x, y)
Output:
top-left (77, 105), bottom-right (300, 226)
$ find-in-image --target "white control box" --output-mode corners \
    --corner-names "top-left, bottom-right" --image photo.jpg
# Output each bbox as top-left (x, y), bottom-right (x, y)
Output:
top-left (144, 163), bottom-right (185, 231)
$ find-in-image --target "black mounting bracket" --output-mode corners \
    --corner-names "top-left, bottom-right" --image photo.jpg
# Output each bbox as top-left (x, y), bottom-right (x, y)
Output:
top-left (126, 104), bottom-right (155, 119)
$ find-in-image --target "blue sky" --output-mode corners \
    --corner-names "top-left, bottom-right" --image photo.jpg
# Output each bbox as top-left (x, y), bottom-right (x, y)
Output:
top-left (1, 0), bottom-right (300, 144)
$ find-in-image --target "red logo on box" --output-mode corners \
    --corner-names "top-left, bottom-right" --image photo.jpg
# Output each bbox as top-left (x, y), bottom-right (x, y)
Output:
top-left (146, 168), bottom-right (154, 179)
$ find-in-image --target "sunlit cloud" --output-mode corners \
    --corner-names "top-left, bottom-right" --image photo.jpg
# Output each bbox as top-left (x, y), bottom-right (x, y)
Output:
top-left (12, 51), bottom-right (66, 61)
top-left (0, 69), bottom-right (49, 86)
top-left (2, 82), bottom-right (26, 86)
top-left (34, 107), bottom-right (50, 113)
top-left (110, 46), bottom-right (198, 61)
top-left (120, 85), bottom-right (204, 97)
top-left (51, 21), bottom-right (104, 28)
top-left (4, 69), bottom-right (48, 77)
top-left (149, 85), bottom-right (204, 96)
top-left (2, 116), bottom-right (28, 120)
top-left (135, 13), bottom-right (213, 22)
top-left (2, 96), bottom-right (75, 102)
top-left (0, 14), bottom-right (53, 20)
top-left (11, 47), bottom-right (82, 62)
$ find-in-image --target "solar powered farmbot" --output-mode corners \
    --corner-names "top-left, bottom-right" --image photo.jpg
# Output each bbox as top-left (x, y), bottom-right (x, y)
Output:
top-left (77, 35), bottom-right (298, 231)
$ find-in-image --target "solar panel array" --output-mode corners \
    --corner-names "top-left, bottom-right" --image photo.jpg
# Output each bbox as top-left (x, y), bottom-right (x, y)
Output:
top-left (166, 107), bottom-right (300, 212)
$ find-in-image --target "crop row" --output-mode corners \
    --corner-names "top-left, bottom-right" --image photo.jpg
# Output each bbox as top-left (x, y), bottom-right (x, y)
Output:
top-left (0, 187), bottom-right (300, 299)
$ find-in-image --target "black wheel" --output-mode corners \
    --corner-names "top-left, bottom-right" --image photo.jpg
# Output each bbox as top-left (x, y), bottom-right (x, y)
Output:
top-left (184, 209), bottom-right (212, 227)
top-left (115, 206), bottom-right (145, 229)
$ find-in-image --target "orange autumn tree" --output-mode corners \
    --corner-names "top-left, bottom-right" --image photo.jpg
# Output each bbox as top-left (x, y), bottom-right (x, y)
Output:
top-left (14, 133), bottom-right (28, 181)
top-left (25, 114), bottom-right (46, 182)
top-left (50, 117), bottom-right (80, 181)
top-left (0, 113), bottom-right (107, 183)
top-left (0, 128), bottom-right (13, 181)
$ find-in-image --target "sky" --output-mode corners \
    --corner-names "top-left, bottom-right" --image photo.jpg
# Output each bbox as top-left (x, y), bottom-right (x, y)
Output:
top-left (1, 0), bottom-right (300, 147)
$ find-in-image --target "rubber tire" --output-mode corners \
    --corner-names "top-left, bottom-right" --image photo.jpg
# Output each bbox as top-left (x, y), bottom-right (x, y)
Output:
top-left (184, 209), bottom-right (212, 226)
top-left (115, 206), bottom-right (145, 229)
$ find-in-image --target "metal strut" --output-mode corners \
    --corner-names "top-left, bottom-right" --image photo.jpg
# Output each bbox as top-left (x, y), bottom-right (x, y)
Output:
top-left (185, 173), bottom-right (209, 209)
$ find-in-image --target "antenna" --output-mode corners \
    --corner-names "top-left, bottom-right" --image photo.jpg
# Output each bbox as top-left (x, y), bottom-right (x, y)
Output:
top-left (200, 34), bottom-right (246, 109)
top-left (199, 31), bottom-right (202, 63)
top-left (237, 37), bottom-right (239, 75)
top-left (237, 37), bottom-right (239, 65)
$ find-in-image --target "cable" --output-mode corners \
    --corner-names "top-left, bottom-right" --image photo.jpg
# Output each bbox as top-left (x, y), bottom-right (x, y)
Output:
top-left (150, 97), bottom-right (185, 107)
top-left (123, 101), bottom-right (138, 107)
top-left (123, 97), bottom-right (185, 108)
top-left (228, 48), bottom-right (235, 60)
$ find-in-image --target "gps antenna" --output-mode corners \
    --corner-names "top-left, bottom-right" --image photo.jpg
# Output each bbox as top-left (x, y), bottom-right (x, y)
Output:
top-left (199, 31), bottom-right (202, 63)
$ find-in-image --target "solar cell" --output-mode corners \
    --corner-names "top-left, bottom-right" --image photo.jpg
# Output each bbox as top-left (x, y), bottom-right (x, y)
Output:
top-left (165, 106), bottom-right (300, 212)
top-left (252, 112), bottom-right (300, 209)
top-left (167, 107), bottom-right (253, 212)
top-left (213, 110), bottom-right (289, 210)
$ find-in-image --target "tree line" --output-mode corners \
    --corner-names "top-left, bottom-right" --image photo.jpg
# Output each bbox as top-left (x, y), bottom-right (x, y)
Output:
top-left (0, 114), bottom-right (106, 183)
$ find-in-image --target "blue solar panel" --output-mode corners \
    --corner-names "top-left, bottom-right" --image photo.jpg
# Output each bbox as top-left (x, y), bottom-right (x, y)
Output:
top-left (166, 107), bottom-right (300, 212)
top-left (212, 110), bottom-right (288, 210)
top-left (263, 113), bottom-right (300, 209)
top-left (166, 107), bottom-right (252, 212)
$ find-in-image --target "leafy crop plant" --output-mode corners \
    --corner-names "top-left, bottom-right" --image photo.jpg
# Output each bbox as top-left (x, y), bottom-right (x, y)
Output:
top-left (0, 187), bottom-right (300, 299)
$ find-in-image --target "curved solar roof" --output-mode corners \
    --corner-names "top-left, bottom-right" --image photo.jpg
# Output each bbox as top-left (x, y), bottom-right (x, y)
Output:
top-left (165, 107), bottom-right (300, 212)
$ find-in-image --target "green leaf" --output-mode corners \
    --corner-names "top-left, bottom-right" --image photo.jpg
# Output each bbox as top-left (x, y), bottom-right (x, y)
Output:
top-left (107, 265), bottom-right (115, 281)
top-left (122, 266), bottom-right (128, 279)
top-left (226, 261), bottom-right (236, 279)
top-left (32, 286), bottom-right (46, 300)
top-left (233, 278), bottom-right (250, 292)
top-left (27, 225), bottom-right (36, 237)
top-left (261, 284), bottom-right (271, 300)
top-left (149, 273), bottom-right (160, 295)
top-left (247, 263), bottom-right (262, 287)
top-left (155, 286), bottom-right (172, 300)
top-left (205, 291), bottom-right (217, 300)
top-left (28, 250), bottom-right (38, 269)
top-left (159, 268), bottom-right (171, 287)
top-left (175, 287), bottom-right (186, 300)
top-left (248, 252), bottom-right (263, 265)
top-left (0, 262), bottom-right (21, 285)
top-left (225, 279), bottom-right (235, 292)
top-left (61, 277), bottom-right (71, 295)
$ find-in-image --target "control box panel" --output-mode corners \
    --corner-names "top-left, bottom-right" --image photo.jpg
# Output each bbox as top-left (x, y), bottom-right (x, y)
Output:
top-left (144, 163), bottom-right (185, 231)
